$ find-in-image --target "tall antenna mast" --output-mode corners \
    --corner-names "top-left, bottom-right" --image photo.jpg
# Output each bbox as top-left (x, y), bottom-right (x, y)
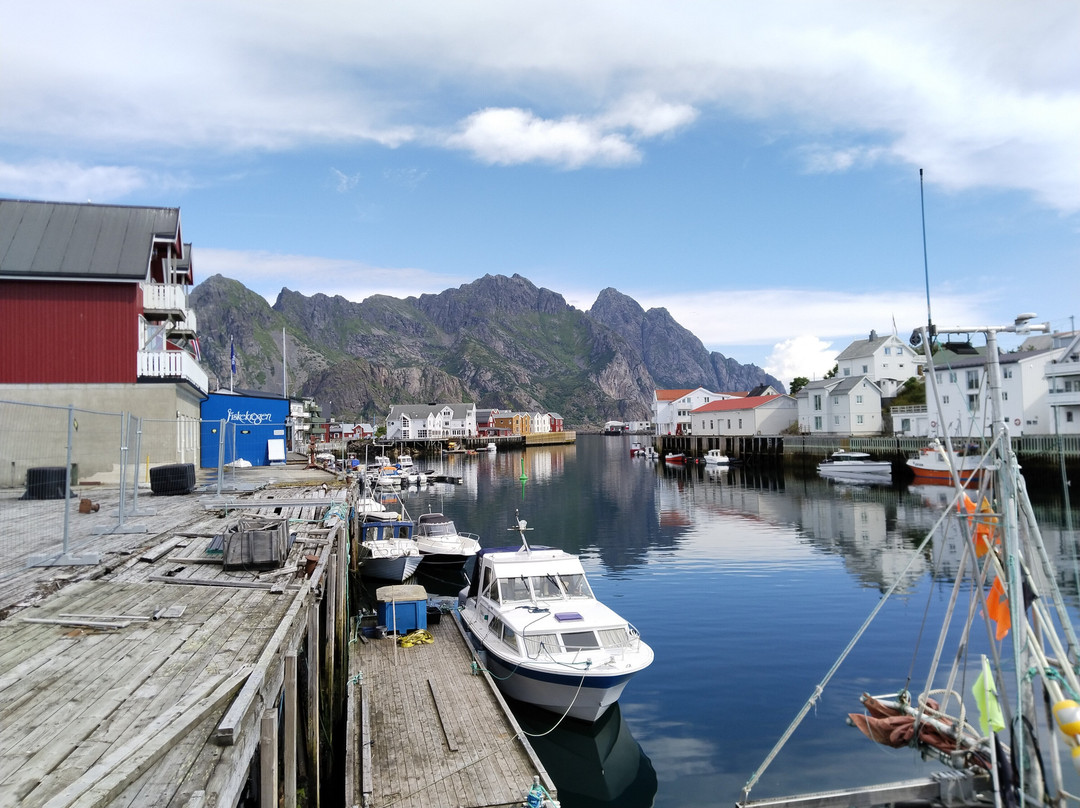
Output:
top-left (919, 169), bottom-right (933, 331)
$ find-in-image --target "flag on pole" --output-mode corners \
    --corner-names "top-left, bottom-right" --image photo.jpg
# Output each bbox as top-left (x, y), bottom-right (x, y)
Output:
top-left (230, 337), bottom-right (236, 391)
top-left (972, 655), bottom-right (1005, 734)
top-left (986, 576), bottom-right (1011, 640)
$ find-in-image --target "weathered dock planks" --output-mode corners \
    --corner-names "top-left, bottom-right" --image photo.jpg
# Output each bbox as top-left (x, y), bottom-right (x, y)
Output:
top-left (0, 465), bottom-right (347, 807)
top-left (346, 611), bottom-right (557, 808)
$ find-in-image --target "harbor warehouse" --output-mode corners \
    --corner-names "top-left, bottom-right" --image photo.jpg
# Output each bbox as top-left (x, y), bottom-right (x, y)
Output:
top-left (200, 391), bottom-right (290, 467)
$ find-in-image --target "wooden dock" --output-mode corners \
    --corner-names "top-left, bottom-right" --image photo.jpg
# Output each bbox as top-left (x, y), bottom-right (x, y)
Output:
top-left (346, 610), bottom-right (557, 808)
top-left (0, 464), bottom-right (349, 807)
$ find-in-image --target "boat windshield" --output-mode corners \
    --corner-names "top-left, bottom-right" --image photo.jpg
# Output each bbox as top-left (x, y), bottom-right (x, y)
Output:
top-left (530, 574), bottom-right (563, 598)
top-left (498, 576), bottom-right (532, 603)
top-left (558, 573), bottom-right (592, 598)
top-left (420, 519), bottom-right (456, 537)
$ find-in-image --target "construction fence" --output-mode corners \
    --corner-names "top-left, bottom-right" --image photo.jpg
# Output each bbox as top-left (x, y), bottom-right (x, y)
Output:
top-left (0, 399), bottom-right (266, 582)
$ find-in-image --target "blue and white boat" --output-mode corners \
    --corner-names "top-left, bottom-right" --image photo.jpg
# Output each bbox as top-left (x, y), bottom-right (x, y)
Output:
top-left (458, 516), bottom-right (653, 722)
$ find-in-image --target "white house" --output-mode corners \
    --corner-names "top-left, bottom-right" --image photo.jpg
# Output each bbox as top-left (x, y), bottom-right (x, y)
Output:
top-left (385, 402), bottom-right (477, 440)
top-left (921, 345), bottom-right (1062, 438)
top-left (1045, 331), bottom-right (1080, 435)
top-left (652, 388), bottom-right (737, 435)
top-left (797, 376), bottom-right (883, 435)
top-left (835, 331), bottom-right (924, 398)
top-left (530, 411), bottom-right (551, 434)
top-left (691, 395), bottom-right (797, 436)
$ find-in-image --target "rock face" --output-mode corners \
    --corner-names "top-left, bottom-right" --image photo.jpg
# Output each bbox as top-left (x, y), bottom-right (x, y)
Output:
top-left (190, 273), bottom-right (783, 428)
top-left (588, 288), bottom-right (783, 392)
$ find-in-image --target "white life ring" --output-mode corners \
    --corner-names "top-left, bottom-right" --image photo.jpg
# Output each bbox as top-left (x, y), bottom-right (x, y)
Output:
top-left (1014, 418), bottom-right (1021, 426)
top-left (930, 421), bottom-right (937, 428)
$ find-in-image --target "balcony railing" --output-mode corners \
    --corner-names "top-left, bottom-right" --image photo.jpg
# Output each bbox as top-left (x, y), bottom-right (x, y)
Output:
top-left (137, 350), bottom-right (209, 393)
top-left (142, 282), bottom-right (189, 311)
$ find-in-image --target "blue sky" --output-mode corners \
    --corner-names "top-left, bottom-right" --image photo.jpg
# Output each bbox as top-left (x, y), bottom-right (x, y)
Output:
top-left (2, 1), bottom-right (1077, 384)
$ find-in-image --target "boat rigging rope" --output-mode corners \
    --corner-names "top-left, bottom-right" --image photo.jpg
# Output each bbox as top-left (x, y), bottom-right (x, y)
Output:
top-left (742, 501), bottom-right (959, 800)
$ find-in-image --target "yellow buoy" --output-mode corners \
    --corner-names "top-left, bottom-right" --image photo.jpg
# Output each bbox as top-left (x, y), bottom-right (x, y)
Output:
top-left (1053, 699), bottom-right (1080, 739)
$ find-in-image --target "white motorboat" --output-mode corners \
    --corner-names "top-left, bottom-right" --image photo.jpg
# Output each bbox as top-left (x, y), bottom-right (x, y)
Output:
top-left (485, 442), bottom-right (497, 452)
top-left (458, 516), bottom-right (654, 722)
top-left (816, 450), bottom-right (892, 483)
top-left (703, 449), bottom-right (730, 466)
top-left (376, 464), bottom-right (403, 487)
top-left (415, 511), bottom-right (481, 568)
top-left (356, 504), bottom-right (422, 582)
top-left (396, 452), bottom-right (415, 470)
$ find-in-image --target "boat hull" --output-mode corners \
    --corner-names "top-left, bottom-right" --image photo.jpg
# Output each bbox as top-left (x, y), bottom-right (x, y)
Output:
top-left (465, 624), bottom-right (639, 722)
top-left (361, 554), bottom-right (422, 582)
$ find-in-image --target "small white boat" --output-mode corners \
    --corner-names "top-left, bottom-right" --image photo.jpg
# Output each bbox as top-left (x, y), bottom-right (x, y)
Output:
top-left (817, 450), bottom-right (892, 483)
top-left (356, 504), bottom-right (422, 582)
top-left (397, 452), bottom-right (415, 470)
top-left (485, 442), bottom-right (497, 452)
top-left (415, 511), bottom-right (481, 568)
top-left (376, 465), bottom-right (403, 487)
top-left (630, 441), bottom-right (656, 458)
top-left (702, 449), bottom-right (730, 466)
top-left (458, 515), bottom-right (653, 722)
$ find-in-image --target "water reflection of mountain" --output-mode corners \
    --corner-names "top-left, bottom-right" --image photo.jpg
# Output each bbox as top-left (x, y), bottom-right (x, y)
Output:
top-left (510, 700), bottom-right (657, 808)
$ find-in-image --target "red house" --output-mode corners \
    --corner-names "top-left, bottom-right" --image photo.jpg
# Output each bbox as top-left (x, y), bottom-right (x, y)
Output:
top-left (0, 199), bottom-right (207, 469)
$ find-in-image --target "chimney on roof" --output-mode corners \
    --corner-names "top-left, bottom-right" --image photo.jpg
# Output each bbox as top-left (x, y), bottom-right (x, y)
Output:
top-left (869, 329), bottom-right (877, 340)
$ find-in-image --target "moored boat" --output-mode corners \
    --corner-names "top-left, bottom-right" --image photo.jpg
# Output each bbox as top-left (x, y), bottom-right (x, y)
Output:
top-left (703, 449), bottom-right (730, 466)
top-left (906, 439), bottom-right (989, 485)
top-left (816, 450), bottom-right (892, 483)
top-left (414, 511), bottom-right (481, 569)
top-left (458, 515), bottom-right (653, 722)
top-left (356, 504), bottom-right (422, 582)
top-left (663, 452), bottom-right (686, 466)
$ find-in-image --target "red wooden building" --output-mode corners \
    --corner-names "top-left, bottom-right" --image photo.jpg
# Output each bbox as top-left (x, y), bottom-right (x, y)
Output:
top-left (0, 199), bottom-right (207, 471)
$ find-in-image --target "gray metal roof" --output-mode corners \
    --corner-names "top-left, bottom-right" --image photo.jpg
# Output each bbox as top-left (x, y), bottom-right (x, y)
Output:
top-left (0, 199), bottom-right (181, 281)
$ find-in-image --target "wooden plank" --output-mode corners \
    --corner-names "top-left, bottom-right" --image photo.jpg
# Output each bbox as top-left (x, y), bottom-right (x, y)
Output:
top-left (139, 535), bottom-right (189, 563)
top-left (38, 666), bottom-right (252, 808)
top-left (212, 582), bottom-right (311, 745)
top-left (427, 677), bottom-right (460, 752)
top-left (283, 654), bottom-right (297, 808)
top-left (259, 708), bottom-right (277, 808)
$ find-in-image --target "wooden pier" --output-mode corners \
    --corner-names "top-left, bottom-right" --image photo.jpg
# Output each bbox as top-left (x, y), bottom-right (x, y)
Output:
top-left (346, 611), bottom-right (557, 808)
top-left (0, 465), bottom-right (348, 807)
top-left (1, 460), bottom-right (557, 807)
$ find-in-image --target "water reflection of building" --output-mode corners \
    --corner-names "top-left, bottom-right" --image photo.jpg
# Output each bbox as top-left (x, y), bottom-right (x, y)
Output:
top-left (799, 493), bottom-right (927, 593)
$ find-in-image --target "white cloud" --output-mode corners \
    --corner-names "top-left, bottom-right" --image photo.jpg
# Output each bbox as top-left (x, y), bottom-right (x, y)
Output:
top-left (0, 159), bottom-right (171, 202)
top-left (764, 335), bottom-right (836, 382)
top-left (444, 108), bottom-right (641, 169)
top-left (2, 2), bottom-right (1075, 207)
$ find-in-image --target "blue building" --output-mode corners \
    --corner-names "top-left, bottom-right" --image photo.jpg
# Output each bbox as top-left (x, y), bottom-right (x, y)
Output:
top-left (200, 391), bottom-right (291, 468)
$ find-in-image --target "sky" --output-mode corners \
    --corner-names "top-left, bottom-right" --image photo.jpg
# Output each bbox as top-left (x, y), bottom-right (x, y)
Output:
top-left (2, 1), bottom-right (1078, 385)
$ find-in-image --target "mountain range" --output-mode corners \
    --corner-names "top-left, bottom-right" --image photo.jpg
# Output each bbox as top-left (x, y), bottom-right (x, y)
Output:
top-left (189, 273), bottom-right (783, 427)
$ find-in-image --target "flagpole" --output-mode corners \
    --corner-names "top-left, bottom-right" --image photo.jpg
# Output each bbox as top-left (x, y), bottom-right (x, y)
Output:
top-left (230, 336), bottom-right (235, 392)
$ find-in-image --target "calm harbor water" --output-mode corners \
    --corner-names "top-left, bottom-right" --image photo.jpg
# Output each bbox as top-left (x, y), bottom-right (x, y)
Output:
top-left (393, 434), bottom-right (1080, 807)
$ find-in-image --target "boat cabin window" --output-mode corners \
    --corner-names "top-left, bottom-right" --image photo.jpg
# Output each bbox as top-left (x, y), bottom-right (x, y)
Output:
top-left (421, 520), bottom-right (455, 536)
top-left (530, 575), bottom-right (563, 599)
top-left (481, 567), bottom-right (496, 599)
top-left (598, 627), bottom-right (631, 648)
top-left (561, 630), bottom-right (600, 650)
top-left (498, 576), bottom-right (532, 603)
top-left (522, 633), bottom-right (559, 658)
top-left (500, 624), bottom-right (519, 652)
top-left (558, 573), bottom-right (592, 598)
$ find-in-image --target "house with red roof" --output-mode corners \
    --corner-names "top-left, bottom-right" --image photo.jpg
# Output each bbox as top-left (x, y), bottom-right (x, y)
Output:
top-left (652, 388), bottom-right (741, 436)
top-left (690, 395), bottom-right (796, 436)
